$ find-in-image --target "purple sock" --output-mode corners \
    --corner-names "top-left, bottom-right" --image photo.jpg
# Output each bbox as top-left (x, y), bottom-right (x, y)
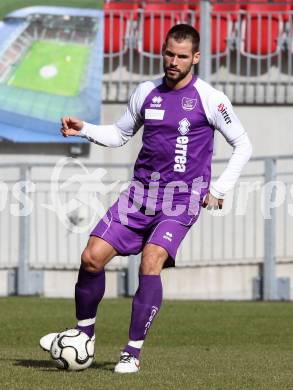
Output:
top-left (123, 275), bottom-right (163, 359)
top-left (75, 267), bottom-right (105, 338)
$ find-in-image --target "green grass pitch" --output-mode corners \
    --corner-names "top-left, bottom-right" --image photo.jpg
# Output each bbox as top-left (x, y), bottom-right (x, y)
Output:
top-left (8, 41), bottom-right (90, 96)
top-left (1, 298), bottom-right (293, 389)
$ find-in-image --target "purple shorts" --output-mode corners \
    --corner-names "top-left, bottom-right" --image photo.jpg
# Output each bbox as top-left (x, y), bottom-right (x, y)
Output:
top-left (90, 199), bottom-right (201, 268)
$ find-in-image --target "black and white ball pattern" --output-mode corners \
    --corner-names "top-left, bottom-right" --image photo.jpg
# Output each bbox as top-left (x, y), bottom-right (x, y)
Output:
top-left (50, 329), bottom-right (94, 371)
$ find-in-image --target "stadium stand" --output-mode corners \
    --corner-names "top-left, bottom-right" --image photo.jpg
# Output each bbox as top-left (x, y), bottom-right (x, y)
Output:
top-left (103, 0), bottom-right (292, 57)
top-left (0, 19), bottom-right (29, 55)
top-left (103, 0), bottom-right (293, 104)
top-left (0, 7), bottom-right (104, 143)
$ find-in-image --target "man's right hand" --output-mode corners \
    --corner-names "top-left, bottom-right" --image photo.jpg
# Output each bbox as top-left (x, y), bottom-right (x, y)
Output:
top-left (60, 116), bottom-right (83, 137)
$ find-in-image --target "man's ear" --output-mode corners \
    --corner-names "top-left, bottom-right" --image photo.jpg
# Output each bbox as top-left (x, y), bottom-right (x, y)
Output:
top-left (162, 42), bottom-right (166, 55)
top-left (193, 51), bottom-right (200, 65)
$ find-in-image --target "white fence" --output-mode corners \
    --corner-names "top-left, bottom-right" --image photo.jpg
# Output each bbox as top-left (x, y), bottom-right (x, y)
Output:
top-left (0, 157), bottom-right (292, 285)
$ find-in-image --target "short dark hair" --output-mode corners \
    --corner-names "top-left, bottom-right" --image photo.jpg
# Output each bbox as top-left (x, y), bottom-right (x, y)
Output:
top-left (165, 24), bottom-right (200, 53)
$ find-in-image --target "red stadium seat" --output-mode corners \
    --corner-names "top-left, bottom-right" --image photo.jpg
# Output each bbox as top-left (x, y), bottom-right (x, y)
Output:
top-left (189, 2), bottom-right (240, 56)
top-left (211, 2), bottom-right (240, 55)
top-left (241, 0), bottom-right (290, 57)
top-left (138, 3), bottom-right (189, 56)
top-left (213, 2), bottom-right (241, 20)
top-left (104, 2), bottom-right (139, 55)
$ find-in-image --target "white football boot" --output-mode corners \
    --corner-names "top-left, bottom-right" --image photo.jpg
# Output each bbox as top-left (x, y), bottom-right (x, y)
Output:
top-left (114, 352), bottom-right (140, 374)
top-left (40, 332), bottom-right (58, 352)
top-left (39, 330), bottom-right (95, 352)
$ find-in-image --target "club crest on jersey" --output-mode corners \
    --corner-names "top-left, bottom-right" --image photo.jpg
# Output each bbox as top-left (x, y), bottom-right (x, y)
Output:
top-left (150, 96), bottom-right (163, 108)
top-left (178, 118), bottom-right (191, 135)
top-left (182, 97), bottom-right (197, 111)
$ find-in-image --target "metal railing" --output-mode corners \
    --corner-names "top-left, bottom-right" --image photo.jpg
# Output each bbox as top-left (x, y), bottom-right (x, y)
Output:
top-left (0, 155), bottom-right (292, 297)
top-left (102, 2), bottom-right (293, 104)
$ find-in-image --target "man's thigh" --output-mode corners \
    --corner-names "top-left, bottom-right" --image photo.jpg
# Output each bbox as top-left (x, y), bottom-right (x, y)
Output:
top-left (145, 207), bottom-right (201, 267)
top-left (90, 207), bottom-right (148, 256)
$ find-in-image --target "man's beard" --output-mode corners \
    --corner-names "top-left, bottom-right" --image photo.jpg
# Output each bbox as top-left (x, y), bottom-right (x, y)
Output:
top-left (164, 64), bottom-right (193, 83)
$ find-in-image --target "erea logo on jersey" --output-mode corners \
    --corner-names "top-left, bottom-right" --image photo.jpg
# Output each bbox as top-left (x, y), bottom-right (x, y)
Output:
top-left (173, 118), bottom-right (190, 173)
top-left (217, 103), bottom-right (232, 124)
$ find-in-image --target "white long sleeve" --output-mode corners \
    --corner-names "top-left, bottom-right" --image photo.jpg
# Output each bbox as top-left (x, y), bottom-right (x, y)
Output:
top-left (209, 133), bottom-right (252, 198)
top-left (195, 78), bottom-right (252, 199)
top-left (79, 81), bottom-right (157, 147)
top-left (80, 123), bottom-right (127, 147)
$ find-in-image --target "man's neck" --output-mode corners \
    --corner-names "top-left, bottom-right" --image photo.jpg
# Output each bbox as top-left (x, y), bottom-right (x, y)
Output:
top-left (165, 73), bottom-right (193, 90)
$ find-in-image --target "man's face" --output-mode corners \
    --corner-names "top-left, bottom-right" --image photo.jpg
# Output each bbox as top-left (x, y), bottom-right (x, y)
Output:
top-left (162, 37), bottom-right (200, 83)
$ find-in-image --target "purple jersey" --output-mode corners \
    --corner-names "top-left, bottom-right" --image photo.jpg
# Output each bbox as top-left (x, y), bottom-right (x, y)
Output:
top-left (115, 75), bottom-right (245, 207)
top-left (135, 76), bottom-right (213, 192)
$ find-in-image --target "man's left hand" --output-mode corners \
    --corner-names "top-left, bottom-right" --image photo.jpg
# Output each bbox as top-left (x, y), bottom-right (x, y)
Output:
top-left (202, 192), bottom-right (224, 210)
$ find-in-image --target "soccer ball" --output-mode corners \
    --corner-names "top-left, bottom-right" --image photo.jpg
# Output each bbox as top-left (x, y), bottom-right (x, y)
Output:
top-left (50, 329), bottom-right (94, 371)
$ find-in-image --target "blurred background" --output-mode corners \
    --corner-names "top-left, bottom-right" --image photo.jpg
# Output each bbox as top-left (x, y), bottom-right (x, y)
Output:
top-left (0, 0), bottom-right (292, 301)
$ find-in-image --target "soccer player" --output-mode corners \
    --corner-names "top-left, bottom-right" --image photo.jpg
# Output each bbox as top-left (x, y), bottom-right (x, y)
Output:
top-left (40, 24), bottom-right (252, 373)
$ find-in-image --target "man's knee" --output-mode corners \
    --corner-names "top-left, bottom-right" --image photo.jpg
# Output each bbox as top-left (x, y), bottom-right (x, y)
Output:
top-left (140, 258), bottom-right (159, 275)
top-left (81, 247), bottom-right (104, 272)
top-left (140, 244), bottom-right (168, 275)
top-left (81, 237), bottom-right (117, 272)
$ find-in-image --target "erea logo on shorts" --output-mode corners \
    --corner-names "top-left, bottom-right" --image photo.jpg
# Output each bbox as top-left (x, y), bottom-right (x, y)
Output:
top-left (217, 103), bottom-right (232, 125)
